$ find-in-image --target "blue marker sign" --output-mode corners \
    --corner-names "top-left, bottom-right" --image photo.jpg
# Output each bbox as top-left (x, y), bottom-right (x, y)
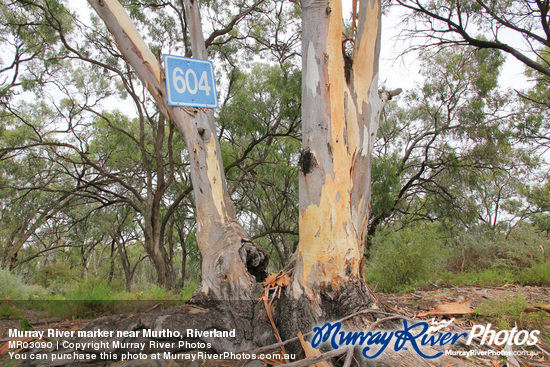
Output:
top-left (164, 55), bottom-right (218, 108)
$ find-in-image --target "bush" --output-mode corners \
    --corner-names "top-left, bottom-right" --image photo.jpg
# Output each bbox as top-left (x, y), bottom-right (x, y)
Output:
top-left (34, 263), bottom-right (76, 288)
top-left (0, 268), bottom-right (47, 300)
top-left (445, 224), bottom-right (547, 273)
top-left (517, 259), bottom-right (550, 285)
top-left (365, 225), bottom-right (446, 292)
top-left (63, 277), bottom-right (121, 301)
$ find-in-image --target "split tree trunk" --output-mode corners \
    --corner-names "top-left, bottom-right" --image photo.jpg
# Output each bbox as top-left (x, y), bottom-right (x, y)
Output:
top-left (87, 0), bottom-right (267, 300)
top-left (24, 2), bottom-right (474, 366)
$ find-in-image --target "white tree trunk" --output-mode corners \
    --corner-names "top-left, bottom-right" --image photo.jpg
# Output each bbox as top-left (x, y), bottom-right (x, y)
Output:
top-left (293, 0), bottom-right (387, 300)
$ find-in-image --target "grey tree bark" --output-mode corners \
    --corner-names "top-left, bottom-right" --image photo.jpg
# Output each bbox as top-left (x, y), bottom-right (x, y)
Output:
top-left (87, 0), bottom-right (268, 298)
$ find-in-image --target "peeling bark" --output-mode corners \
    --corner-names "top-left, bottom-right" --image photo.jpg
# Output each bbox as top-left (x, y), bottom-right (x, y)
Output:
top-left (283, 0), bottom-right (390, 341)
top-left (294, 0), bottom-right (384, 290)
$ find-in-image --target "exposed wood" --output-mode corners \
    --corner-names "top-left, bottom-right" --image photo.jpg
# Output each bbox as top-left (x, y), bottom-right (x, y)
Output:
top-left (293, 0), bottom-right (386, 297)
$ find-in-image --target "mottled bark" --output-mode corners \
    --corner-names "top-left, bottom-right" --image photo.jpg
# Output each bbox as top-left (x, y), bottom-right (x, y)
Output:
top-left (284, 0), bottom-right (392, 337)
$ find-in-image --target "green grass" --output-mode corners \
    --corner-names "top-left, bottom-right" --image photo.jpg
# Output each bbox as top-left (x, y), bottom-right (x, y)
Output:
top-left (0, 304), bottom-right (22, 319)
top-left (517, 259), bottom-right (550, 285)
top-left (435, 259), bottom-right (550, 288)
top-left (0, 271), bottom-right (201, 320)
top-left (33, 278), bottom-right (201, 318)
top-left (0, 268), bottom-right (47, 300)
top-left (180, 280), bottom-right (200, 301)
top-left (1, 358), bottom-right (20, 367)
top-left (474, 296), bottom-right (550, 340)
top-left (440, 268), bottom-right (517, 287)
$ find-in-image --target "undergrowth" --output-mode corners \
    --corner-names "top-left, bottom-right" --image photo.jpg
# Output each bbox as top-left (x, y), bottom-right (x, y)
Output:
top-left (474, 296), bottom-right (550, 342)
top-left (0, 273), bottom-right (200, 319)
top-left (366, 224), bottom-right (550, 292)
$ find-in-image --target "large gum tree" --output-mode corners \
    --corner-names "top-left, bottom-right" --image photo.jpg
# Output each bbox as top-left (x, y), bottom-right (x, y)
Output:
top-left (38, 0), bottom-right (467, 366)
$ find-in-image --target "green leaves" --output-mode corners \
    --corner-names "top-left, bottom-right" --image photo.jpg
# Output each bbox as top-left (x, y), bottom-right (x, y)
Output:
top-left (370, 45), bottom-right (538, 236)
top-left (218, 63), bottom-right (301, 266)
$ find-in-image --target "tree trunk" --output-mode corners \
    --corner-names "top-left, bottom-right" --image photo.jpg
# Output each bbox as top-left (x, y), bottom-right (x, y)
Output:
top-left (177, 224), bottom-right (187, 289)
top-left (87, 0), bottom-right (268, 300)
top-left (281, 0), bottom-right (393, 342)
top-left (108, 239), bottom-right (116, 284)
top-left (143, 231), bottom-right (175, 289)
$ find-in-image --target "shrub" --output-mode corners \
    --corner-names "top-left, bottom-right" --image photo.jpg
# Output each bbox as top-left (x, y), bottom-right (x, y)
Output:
top-left (64, 277), bottom-right (120, 301)
top-left (517, 259), bottom-right (550, 286)
top-left (0, 268), bottom-right (47, 300)
top-left (445, 224), bottom-right (547, 273)
top-left (365, 225), bottom-right (446, 292)
top-left (34, 263), bottom-right (76, 288)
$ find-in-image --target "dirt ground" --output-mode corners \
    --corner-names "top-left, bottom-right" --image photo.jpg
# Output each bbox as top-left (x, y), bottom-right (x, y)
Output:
top-left (375, 285), bottom-right (550, 367)
top-left (377, 284), bottom-right (550, 316)
top-left (1, 286), bottom-right (549, 366)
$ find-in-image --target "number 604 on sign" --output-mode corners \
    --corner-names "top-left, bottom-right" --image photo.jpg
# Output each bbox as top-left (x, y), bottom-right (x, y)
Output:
top-left (164, 55), bottom-right (219, 108)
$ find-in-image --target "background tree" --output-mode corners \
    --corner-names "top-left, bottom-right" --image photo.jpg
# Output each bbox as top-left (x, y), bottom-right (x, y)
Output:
top-left (219, 64), bottom-right (301, 268)
top-left (367, 46), bottom-right (536, 243)
top-left (395, 0), bottom-right (550, 77)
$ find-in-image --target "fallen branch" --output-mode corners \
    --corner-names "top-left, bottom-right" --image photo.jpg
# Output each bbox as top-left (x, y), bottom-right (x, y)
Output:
top-left (144, 303), bottom-right (163, 313)
top-left (369, 315), bottom-right (407, 329)
top-left (342, 346), bottom-right (354, 367)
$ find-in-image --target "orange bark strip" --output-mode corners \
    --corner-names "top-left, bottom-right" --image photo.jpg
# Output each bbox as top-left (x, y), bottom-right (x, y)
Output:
top-left (297, 332), bottom-right (331, 367)
top-left (204, 135), bottom-right (228, 223)
top-left (417, 302), bottom-right (474, 317)
top-left (352, 0), bottom-right (380, 112)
